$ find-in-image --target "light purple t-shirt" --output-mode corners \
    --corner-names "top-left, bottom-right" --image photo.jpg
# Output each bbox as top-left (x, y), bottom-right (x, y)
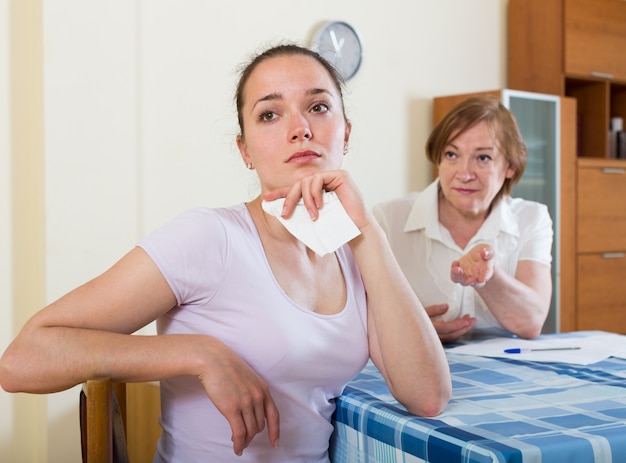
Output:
top-left (138, 204), bottom-right (369, 463)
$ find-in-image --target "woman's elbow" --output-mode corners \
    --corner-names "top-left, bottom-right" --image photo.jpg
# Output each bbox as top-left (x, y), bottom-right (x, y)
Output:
top-left (410, 399), bottom-right (449, 418)
top-left (518, 328), bottom-right (542, 340)
top-left (0, 348), bottom-right (24, 393)
top-left (0, 337), bottom-right (41, 393)
top-left (512, 318), bottom-right (545, 340)
top-left (402, 383), bottom-right (451, 417)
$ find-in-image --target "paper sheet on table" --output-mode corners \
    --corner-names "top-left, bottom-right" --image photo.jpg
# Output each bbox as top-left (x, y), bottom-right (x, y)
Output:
top-left (611, 349), bottom-right (626, 360)
top-left (262, 191), bottom-right (361, 257)
top-left (446, 332), bottom-right (626, 365)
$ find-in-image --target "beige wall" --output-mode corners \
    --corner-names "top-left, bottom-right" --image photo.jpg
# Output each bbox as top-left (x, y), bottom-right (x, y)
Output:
top-left (0, 0), bottom-right (508, 461)
top-left (0, 0), bottom-right (11, 456)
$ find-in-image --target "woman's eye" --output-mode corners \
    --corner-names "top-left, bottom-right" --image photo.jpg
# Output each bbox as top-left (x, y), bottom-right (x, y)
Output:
top-left (477, 154), bottom-right (492, 162)
top-left (311, 103), bottom-right (329, 113)
top-left (259, 111), bottom-right (278, 122)
top-left (444, 150), bottom-right (457, 159)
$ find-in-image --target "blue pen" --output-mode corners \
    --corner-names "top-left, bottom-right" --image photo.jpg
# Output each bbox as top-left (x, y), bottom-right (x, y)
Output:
top-left (504, 347), bottom-right (581, 354)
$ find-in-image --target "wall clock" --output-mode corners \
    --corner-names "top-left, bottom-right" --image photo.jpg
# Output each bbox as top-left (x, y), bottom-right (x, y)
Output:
top-left (310, 21), bottom-right (363, 80)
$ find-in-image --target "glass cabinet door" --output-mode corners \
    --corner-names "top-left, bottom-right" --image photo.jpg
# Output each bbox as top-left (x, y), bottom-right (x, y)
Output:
top-left (503, 90), bottom-right (560, 333)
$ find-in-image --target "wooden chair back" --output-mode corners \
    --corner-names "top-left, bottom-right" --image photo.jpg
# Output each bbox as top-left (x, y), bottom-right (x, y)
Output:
top-left (79, 378), bottom-right (129, 463)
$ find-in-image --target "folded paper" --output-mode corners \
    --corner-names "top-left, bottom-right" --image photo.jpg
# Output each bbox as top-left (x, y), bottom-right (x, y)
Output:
top-left (262, 191), bottom-right (361, 257)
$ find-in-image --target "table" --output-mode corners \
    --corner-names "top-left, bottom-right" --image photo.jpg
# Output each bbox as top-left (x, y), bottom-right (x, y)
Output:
top-left (330, 333), bottom-right (626, 463)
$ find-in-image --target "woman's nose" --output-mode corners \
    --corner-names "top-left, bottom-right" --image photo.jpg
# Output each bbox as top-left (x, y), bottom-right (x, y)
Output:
top-left (456, 160), bottom-right (475, 180)
top-left (290, 116), bottom-right (312, 141)
top-left (291, 127), bottom-right (312, 141)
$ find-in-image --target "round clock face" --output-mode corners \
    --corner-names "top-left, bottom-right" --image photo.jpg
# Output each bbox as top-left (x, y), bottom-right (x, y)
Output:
top-left (311, 21), bottom-right (363, 80)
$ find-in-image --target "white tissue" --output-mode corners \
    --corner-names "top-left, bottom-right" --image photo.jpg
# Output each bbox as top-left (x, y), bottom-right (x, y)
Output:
top-left (261, 191), bottom-right (361, 257)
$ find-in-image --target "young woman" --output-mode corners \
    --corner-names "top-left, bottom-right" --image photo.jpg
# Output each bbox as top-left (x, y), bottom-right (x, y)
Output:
top-left (1, 44), bottom-right (450, 462)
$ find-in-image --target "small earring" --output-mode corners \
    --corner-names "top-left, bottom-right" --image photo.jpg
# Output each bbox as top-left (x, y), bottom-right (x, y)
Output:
top-left (343, 145), bottom-right (349, 156)
top-left (246, 162), bottom-right (253, 170)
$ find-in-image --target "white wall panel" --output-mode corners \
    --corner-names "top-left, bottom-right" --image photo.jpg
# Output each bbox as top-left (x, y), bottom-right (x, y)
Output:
top-left (42, 1), bottom-right (139, 461)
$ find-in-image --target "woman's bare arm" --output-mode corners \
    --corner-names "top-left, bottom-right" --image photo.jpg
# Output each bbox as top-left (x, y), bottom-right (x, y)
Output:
top-left (0, 247), bottom-right (280, 455)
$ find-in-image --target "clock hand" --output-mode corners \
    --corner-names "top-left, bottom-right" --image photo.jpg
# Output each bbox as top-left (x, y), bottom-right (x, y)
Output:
top-left (329, 30), bottom-right (344, 57)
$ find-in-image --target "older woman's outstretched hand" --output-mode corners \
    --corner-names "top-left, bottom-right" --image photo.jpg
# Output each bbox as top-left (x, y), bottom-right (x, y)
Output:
top-left (450, 244), bottom-right (494, 289)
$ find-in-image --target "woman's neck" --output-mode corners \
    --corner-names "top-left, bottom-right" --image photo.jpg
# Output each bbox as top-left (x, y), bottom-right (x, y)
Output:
top-left (437, 192), bottom-right (487, 250)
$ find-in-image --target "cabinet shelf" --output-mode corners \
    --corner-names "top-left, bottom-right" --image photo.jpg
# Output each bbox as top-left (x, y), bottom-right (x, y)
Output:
top-left (565, 78), bottom-right (608, 158)
top-left (611, 83), bottom-right (626, 122)
top-left (564, 78), bottom-right (626, 158)
top-left (578, 157), bottom-right (626, 169)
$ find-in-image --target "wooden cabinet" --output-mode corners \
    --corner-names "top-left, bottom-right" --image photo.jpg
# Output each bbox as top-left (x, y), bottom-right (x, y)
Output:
top-left (565, 0), bottom-right (626, 80)
top-left (508, 0), bottom-right (626, 333)
top-left (509, 0), bottom-right (626, 159)
top-left (432, 90), bottom-right (577, 334)
top-left (577, 160), bottom-right (626, 253)
top-left (577, 254), bottom-right (626, 330)
top-left (575, 160), bottom-right (626, 332)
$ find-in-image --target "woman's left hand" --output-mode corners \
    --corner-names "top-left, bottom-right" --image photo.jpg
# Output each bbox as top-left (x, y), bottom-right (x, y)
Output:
top-left (263, 170), bottom-right (371, 230)
top-left (425, 304), bottom-right (476, 343)
top-left (451, 244), bottom-right (494, 288)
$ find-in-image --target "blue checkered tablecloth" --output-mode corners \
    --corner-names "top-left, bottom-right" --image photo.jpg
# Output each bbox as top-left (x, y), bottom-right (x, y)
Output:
top-left (330, 334), bottom-right (626, 463)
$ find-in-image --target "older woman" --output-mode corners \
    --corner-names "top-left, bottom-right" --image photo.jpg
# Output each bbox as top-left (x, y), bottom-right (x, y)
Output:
top-left (374, 96), bottom-right (553, 343)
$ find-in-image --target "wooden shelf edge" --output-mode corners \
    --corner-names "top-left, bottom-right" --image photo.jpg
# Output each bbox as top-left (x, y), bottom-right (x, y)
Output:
top-left (577, 157), bottom-right (626, 168)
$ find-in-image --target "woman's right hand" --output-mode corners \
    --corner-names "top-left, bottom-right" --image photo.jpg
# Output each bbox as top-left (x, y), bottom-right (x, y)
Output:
top-left (197, 338), bottom-right (280, 456)
top-left (263, 169), bottom-right (371, 231)
top-left (450, 244), bottom-right (495, 288)
top-left (425, 304), bottom-right (476, 344)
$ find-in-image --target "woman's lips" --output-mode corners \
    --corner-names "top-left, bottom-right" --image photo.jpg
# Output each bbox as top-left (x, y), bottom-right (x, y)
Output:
top-left (287, 151), bottom-right (321, 163)
top-left (454, 187), bottom-right (477, 195)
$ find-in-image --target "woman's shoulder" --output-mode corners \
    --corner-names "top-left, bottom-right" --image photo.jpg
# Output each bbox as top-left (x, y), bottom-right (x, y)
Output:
top-left (166, 203), bottom-right (250, 228)
top-left (375, 192), bottom-right (419, 210)
top-left (140, 204), bottom-right (252, 246)
top-left (373, 182), bottom-right (439, 232)
top-left (504, 196), bottom-right (549, 214)
top-left (375, 182), bottom-right (437, 211)
top-left (503, 196), bottom-right (552, 228)
top-left (373, 190), bottom-right (427, 223)
top-left (174, 203), bottom-right (247, 219)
